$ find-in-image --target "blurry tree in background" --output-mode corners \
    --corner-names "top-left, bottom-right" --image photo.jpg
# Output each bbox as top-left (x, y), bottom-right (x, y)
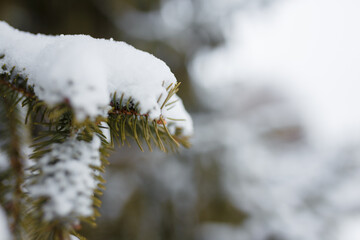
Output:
top-left (7, 1), bottom-right (360, 240)
top-left (0, 0), bottom-right (280, 239)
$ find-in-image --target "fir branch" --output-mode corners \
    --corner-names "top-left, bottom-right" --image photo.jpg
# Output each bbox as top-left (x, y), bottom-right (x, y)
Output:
top-left (108, 109), bottom-right (149, 117)
top-left (0, 78), bottom-right (35, 99)
top-left (107, 83), bottom-right (188, 152)
top-left (0, 84), bottom-right (26, 238)
top-left (0, 50), bottom-right (191, 240)
top-left (25, 103), bottom-right (111, 239)
top-left (0, 61), bottom-right (36, 100)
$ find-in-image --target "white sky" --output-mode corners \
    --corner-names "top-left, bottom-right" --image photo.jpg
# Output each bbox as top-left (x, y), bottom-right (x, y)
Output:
top-left (193, 0), bottom-right (360, 147)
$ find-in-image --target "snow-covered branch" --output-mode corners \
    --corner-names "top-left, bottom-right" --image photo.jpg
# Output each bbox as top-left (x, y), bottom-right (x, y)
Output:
top-left (0, 20), bottom-right (192, 239)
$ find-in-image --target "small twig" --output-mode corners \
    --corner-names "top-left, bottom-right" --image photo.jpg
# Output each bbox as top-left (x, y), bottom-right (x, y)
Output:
top-left (108, 109), bottom-right (149, 117)
top-left (0, 78), bottom-right (35, 99)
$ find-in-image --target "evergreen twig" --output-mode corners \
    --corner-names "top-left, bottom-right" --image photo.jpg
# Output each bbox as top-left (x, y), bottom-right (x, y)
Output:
top-left (0, 53), bottom-right (191, 239)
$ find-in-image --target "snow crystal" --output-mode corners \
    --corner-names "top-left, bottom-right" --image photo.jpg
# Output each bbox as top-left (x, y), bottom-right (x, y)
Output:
top-left (28, 136), bottom-right (102, 221)
top-left (0, 21), bottom-right (192, 135)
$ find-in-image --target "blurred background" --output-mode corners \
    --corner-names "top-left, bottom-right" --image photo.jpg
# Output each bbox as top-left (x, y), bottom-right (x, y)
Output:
top-left (1, 0), bottom-right (360, 239)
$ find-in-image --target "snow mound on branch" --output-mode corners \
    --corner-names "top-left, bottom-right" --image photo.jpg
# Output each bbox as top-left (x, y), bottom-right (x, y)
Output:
top-left (0, 21), bottom-right (192, 135)
top-left (28, 136), bottom-right (102, 221)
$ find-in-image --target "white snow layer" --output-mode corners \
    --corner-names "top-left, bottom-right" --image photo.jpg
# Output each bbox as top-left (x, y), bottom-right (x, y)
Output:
top-left (0, 151), bottom-right (9, 171)
top-left (28, 136), bottom-right (102, 221)
top-left (0, 206), bottom-right (11, 240)
top-left (0, 21), bottom-right (192, 135)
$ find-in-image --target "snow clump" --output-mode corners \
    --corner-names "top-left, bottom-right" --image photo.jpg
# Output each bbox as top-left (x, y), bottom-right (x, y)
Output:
top-left (28, 136), bottom-right (102, 221)
top-left (0, 21), bottom-right (192, 135)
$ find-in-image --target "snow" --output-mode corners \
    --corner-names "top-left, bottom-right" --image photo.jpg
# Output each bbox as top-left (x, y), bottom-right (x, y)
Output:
top-left (186, 1), bottom-right (360, 237)
top-left (77, 0), bottom-right (360, 239)
top-left (0, 21), bottom-right (192, 135)
top-left (163, 95), bottom-right (193, 136)
top-left (28, 136), bottom-right (102, 221)
top-left (0, 206), bottom-right (11, 240)
top-left (335, 215), bottom-right (360, 240)
top-left (191, 92), bottom-right (360, 240)
top-left (190, 0), bottom-right (360, 146)
top-left (0, 151), bottom-right (9, 171)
